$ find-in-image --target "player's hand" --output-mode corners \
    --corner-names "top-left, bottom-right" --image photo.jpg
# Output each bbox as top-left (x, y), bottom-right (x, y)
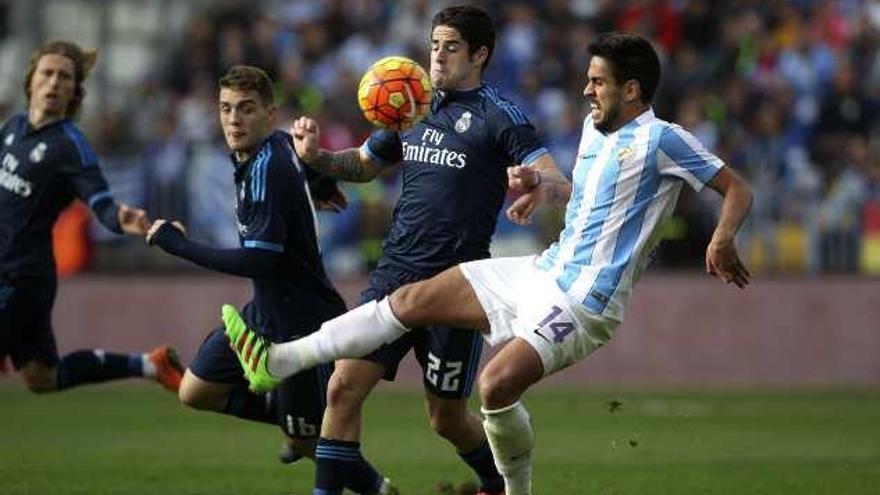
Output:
top-left (291, 116), bottom-right (320, 163)
top-left (146, 219), bottom-right (187, 245)
top-left (506, 186), bottom-right (546, 225)
top-left (705, 235), bottom-right (751, 289)
top-left (118, 204), bottom-right (150, 235)
top-left (507, 165), bottom-right (541, 194)
top-left (314, 183), bottom-right (349, 213)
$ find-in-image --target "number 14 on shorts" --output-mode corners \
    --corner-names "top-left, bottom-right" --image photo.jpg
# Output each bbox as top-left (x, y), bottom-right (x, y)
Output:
top-left (533, 305), bottom-right (575, 344)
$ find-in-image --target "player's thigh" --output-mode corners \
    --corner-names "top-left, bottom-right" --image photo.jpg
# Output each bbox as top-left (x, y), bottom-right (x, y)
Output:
top-left (275, 361), bottom-right (334, 439)
top-left (392, 267), bottom-right (489, 331)
top-left (414, 325), bottom-right (484, 400)
top-left (178, 369), bottom-right (238, 410)
top-left (512, 281), bottom-right (619, 377)
top-left (458, 256), bottom-right (536, 346)
top-left (461, 255), bottom-right (619, 376)
top-left (183, 328), bottom-right (248, 405)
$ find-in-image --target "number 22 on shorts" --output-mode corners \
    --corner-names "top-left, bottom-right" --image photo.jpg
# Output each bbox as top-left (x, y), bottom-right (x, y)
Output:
top-left (533, 305), bottom-right (575, 344)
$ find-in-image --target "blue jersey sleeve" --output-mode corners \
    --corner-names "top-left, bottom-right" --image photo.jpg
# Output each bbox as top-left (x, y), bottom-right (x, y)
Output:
top-left (484, 95), bottom-right (549, 167)
top-left (361, 129), bottom-right (402, 166)
top-left (61, 123), bottom-right (122, 232)
top-left (241, 147), bottom-right (299, 253)
top-left (657, 124), bottom-right (724, 191)
top-left (60, 123), bottom-right (113, 207)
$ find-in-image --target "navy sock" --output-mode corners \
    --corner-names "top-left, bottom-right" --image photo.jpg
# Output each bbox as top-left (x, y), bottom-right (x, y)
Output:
top-left (222, 387), bottom-right (276, 426)
top-left (56, 349), bottom-right (142, 390)
top-left (460, 439), bottom-right (505, 492)
top-left (314, 438), bottom-right (384, 495)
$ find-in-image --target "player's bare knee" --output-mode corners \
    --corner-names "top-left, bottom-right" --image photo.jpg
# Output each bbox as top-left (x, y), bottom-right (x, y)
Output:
top-left (20, 364), bottom-right (57, 393)
top-left (22, 376), bottom-right (56, 394)
top-left (325, 370), bottom-right (369, 412)
top-left (178, 374), bottom-right (223, 411)
top-left (478, 369), bottom-right (519, 409)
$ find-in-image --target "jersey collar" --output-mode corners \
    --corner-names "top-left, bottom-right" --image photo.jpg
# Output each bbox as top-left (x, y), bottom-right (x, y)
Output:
top-left (433, 83), bottom-right (485, 110)
top-left (598, 107), bottom-right (655, 137)
top-left (230, 131), bottom-right (275, 176)
top-left (23, 115), bottom-right (71, 136)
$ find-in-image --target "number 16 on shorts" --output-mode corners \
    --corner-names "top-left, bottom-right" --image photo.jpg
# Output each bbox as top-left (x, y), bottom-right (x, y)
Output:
top-left (533, 305), bottom-right (575, 344)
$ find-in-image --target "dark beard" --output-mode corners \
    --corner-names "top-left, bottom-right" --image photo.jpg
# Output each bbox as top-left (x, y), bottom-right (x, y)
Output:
top-left (593, 102), bottom-right (621, 134)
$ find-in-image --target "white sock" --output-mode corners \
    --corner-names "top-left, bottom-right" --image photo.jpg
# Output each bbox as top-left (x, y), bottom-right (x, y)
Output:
top-left (268, 298), bottom-right (408, 378)
top-left (140, 353), bottom-right (156, 378)
top-left (482, 401), bottom-right (535, 495)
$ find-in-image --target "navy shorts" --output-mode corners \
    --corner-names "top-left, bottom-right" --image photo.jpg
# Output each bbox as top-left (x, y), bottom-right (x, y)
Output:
top-left (0, 274), bottom-right (60, 369)
top-left (360, 266), bottom-right (484, 399)
top-left (189, 328), bottom-right (332, 438)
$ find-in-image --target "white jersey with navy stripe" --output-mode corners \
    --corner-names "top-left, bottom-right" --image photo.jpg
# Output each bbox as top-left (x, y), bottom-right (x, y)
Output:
top-left (536, 108), bottom-right (724, 321)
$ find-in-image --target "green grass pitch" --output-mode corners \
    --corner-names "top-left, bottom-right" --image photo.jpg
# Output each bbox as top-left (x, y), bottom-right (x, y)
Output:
top-left (1, 383), bottom-right (878, 494)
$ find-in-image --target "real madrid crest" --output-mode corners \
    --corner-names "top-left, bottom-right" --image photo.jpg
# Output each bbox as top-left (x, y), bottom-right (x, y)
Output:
top-left (4, 134), bottom-right (14, 146)
top-left (29, 142), bottom-right (47, 163)
top-left (454, 111), bottom-right (472, 133)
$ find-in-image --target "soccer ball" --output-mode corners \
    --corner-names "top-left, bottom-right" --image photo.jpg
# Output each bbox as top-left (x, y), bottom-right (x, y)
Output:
top-left (357, 56), bottom-right (432, 131)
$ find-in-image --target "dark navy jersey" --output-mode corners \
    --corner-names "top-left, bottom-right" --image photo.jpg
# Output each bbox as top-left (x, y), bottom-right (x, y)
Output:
top-left (234, 130), bottom-right (346, 339)
top-left (0, 114), bottom-right (120, 277)
top-left (361, 83), bottom-right (549, 275)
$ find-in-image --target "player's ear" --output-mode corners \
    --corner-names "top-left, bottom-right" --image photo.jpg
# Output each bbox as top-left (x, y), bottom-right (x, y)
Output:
top-left (472, 46), bottom-right (489, 68)
top-left (623, 79), bottom-right (641, 104)
top-left (266, 104), bottom-right (277, 123)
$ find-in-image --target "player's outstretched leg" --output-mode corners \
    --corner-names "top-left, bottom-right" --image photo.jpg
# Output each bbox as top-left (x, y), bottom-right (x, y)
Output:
top-left (222, 299), bottom-right (408, 390)
top-left (45, 346), bottom-right (183, 393)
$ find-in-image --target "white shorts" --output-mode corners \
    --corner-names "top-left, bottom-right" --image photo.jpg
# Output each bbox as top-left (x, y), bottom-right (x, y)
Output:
top-left (459, 256), bottom-right (619, 376)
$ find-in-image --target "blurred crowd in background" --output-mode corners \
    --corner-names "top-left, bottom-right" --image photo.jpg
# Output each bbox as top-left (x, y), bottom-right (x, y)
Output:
top-left (1, 0), bottom-right (879, 277)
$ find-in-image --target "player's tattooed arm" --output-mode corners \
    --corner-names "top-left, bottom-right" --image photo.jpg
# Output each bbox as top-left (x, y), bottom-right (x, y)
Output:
top-left (292, 116), bottom-right (382, 182)
top-left (306, 148), bottom-right (381, 183)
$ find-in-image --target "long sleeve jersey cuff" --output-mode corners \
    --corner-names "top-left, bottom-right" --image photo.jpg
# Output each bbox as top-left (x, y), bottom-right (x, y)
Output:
top-left (151, 223), bottom-right (280, 277)
top-left (92, 199), bottom-right (122, 234)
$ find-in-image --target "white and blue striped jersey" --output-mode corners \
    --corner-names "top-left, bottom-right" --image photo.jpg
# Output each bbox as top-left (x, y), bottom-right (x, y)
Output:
top-left (536, 109), bottom-right (723, 321)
